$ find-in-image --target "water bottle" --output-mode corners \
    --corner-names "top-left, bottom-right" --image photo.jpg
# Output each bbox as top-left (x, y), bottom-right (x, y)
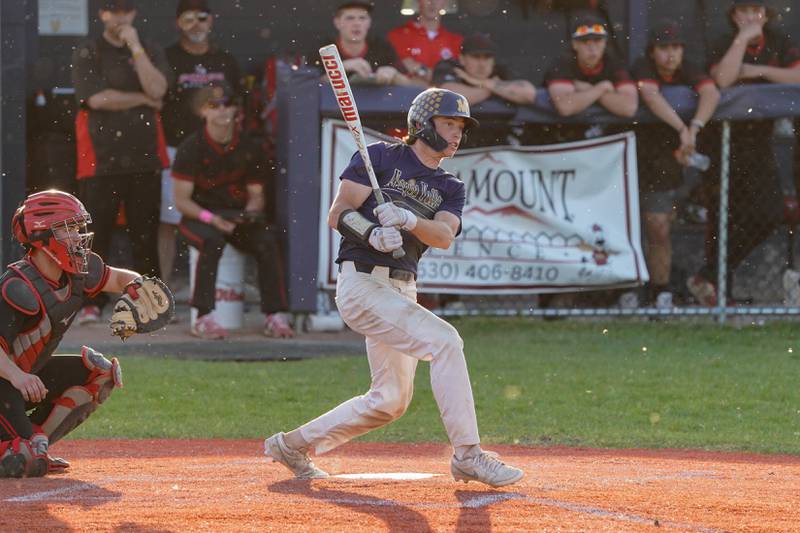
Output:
top-left (686, 152), bottom-right (711, 172)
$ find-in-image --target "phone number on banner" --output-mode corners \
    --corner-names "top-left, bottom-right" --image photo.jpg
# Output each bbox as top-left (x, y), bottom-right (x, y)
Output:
top-left (417, 260), bottom-right (560, 284)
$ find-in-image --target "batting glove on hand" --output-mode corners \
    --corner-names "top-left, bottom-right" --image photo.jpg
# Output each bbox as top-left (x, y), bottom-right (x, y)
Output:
top-left (374, 202), bottom-right (417, 231)
top-left (368, 226), bottom-right (403, 253)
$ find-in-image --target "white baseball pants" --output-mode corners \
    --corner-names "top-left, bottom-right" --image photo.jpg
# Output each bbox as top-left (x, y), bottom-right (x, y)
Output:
top-left (298, 261), bottom-right (480, 455)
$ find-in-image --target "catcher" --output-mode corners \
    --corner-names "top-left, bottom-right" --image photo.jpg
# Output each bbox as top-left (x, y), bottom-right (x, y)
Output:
top-left (0, 189), bottom-right (174, 478)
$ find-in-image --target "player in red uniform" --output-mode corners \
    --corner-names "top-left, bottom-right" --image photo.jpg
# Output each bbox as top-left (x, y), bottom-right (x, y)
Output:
top-left (0, 190), bottom-right (155, 477)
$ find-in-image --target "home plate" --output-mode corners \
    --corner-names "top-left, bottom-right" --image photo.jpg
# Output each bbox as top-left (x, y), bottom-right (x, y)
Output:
top-left (333, 473), bottom-right (441, 480)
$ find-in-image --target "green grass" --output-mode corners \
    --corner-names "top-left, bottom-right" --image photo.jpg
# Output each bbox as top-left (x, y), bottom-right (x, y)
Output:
top-left (72, 318), bottom-right (800, 455)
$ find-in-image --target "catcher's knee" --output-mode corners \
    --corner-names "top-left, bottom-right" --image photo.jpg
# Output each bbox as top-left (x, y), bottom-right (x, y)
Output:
top-left (41, 346), bottom-right (123, 444)
top-left (0, 434), bottom-right (49, 478)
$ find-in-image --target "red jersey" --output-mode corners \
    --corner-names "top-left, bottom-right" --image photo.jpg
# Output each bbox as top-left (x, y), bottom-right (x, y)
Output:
top-left (387, 20), bottom-right (463, 69)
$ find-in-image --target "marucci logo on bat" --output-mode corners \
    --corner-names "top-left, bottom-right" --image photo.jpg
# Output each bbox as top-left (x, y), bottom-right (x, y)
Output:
top-left (321, 54), bottom-right (357, 121)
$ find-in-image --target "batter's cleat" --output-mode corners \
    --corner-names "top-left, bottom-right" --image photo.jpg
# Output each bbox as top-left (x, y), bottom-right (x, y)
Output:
top-left (264, 432), bottom-right (328, 479)
top-left (47, 455), bottom-right (70, 473)
top-left (451, 451), bottom-right (524, 487)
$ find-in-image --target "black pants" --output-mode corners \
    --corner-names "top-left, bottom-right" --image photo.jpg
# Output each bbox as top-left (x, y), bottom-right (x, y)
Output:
top-left (0, 355), bottom-right (89, 441)
top-left (699, 121), bottom-right (783, 287)
top-left (179, 217), bottom-right (288, 317)
top-left (79, 171), bottom-right (162, 309)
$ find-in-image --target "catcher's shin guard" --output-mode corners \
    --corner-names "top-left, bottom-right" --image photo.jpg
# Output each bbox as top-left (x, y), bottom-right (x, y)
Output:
top-left (41, 346), bottom-right (123, 444)
top-left (0, 434), bottom-right (49, 478)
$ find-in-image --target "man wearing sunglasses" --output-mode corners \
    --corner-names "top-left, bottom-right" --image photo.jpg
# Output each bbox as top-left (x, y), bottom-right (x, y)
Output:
top-left (172, 82), bottom-right (293, 340)
top-left (544, 13), bottom-right (638, 140)
top-left (71, 0), bottom-right (172, 326)
top-left (160, 0), bottom-right (242, 291)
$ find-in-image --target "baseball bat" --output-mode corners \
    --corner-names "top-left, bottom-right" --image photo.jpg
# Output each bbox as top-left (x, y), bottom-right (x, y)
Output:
top-left (318, 44), bottom-right (405, 259)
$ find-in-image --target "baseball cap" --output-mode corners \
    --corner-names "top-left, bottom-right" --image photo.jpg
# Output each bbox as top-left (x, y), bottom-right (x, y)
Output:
top-left (461, 33), bottom-right (497, 56)
top-left (176, 0), bottom-right (211, 17)
top-left (571, 14), bottom-right (608, 41)
top-left (648, 19), bottom-right (685, 48)
top-left (336, 1), bottom-right (373, 14)
top-left (730, 0), bottom-right (766, 7)
top-left (100, 0), bottom-right (137, 12)
top-left (192, 81), bottom-right (237, 112)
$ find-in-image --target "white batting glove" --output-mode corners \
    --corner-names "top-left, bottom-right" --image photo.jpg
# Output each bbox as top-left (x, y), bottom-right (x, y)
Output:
top-left (368, 226), bottom-right (403, 253)
top-left (374, 202), bottom-right (418, 231)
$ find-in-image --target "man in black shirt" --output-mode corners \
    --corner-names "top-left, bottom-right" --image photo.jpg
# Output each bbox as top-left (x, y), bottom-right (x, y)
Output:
top-left (633, 20), bottom-right (720, 307)
top-left (543, 13), bottom-right (637, 142)
top-left (307, 1), bottom-right (410, 86)
top-left (433, 33), bottom-right (536, 107)
top-left (433, 33), bottom-right (536, 147)
top-left (172, 83), bottom-right (293, 340)
top-left (71, 0), bottom-right (171, 324)
top-left (687, 0), bottom-right (800, 305)
top-left (159, 0), bottom-right (242, 287)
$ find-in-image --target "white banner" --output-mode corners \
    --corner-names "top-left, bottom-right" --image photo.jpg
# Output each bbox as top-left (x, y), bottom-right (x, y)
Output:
top-left (318, 119), bottom-right (648, 294)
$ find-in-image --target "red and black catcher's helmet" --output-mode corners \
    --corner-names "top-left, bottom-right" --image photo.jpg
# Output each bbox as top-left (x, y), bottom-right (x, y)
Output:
top-left (407, 88), bottom-right (479, 151)
top-left (12, 190), bottom-right (94, 274)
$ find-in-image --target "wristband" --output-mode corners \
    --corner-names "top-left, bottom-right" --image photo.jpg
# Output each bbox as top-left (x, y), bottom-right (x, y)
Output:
top-left (131, 46), bottom-right (145, 58)
top-left (198, 209), bottom-right (214, 224)
top-left (690, 119), bottom-right (705, 130)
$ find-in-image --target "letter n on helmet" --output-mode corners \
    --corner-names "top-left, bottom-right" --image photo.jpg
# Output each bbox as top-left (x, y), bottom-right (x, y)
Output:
top-left (406, 88), bottom-right (479, 151)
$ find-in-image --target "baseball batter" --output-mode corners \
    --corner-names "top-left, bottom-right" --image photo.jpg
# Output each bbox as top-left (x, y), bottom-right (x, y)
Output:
top-left (0, 190), bottom-right (173, 478)
top-left (265, 88), bottom-right (524, 487)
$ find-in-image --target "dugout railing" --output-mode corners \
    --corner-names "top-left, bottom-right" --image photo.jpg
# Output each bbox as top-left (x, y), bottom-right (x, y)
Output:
top-left (275, 66), bottom-right (800, 322)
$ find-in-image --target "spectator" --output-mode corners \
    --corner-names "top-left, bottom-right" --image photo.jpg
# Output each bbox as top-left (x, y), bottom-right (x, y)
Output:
top-left (433, 32), bottom-right (536, 147)
top-left (71, 0), bottom-right (171, 324)
top-left (172, 82), bottom-right (293, 340)
top-left (160, 0), bottom-right (242, 288)
top-left (688, 0), bottom-right (800, 305)
top-left (544, 13), bottom-right (638, 141)
top-left (307, 1), bottom-right (411, 86)
top-left (388, 0), bottom-right (463, 85)
top-left (632, 20), bottom-right (720, 308)
top-left (433, 33), bottom-right (536, 106)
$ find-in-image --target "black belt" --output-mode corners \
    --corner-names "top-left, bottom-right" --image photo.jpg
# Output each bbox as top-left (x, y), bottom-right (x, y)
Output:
top-left (342, 261), bottom-right (416, 282)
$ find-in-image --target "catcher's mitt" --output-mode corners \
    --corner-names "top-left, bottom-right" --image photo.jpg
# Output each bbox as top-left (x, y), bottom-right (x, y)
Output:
top-left (109, 276), bottom-right (175, 340)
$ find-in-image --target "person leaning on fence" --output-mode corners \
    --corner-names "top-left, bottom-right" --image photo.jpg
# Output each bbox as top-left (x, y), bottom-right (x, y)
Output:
top-left (159, 0), bottom-right (242, 289)
top-left (543, 13), bottom-right (638, 142)
top-left (432, 32), bottom-right (537, 147)
top-left (387, 0), bottom-right (463, 85)
top-left (70, 0), bottom-right (172, 326)
top-left (632, 20), bottom-right (721, 308)
top-left (172, 82), bottom-right (293, 340)
top-left (307, 1), bottom-right (411, 86)
top-left (433, 32), bottom-right (536, 107)
top-left (686, 0), bottom-right (800, 306)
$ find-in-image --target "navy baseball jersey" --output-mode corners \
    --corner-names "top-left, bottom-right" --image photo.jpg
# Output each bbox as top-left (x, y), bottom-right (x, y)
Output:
top-left (337, 141), bottom-right (465, 273)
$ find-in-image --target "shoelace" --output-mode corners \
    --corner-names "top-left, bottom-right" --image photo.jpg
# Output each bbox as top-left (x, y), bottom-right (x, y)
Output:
top-left (474, 452), bottom-right (505, 474)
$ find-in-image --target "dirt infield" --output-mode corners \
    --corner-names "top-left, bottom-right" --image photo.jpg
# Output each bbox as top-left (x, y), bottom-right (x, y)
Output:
top-left (2, 440), bottom-right (799, 532)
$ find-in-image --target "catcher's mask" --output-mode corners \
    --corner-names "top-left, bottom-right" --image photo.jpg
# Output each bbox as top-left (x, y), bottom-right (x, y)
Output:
top-left (407, 88), bottom-right (479, 152)
top-left (12, 189), bottom-right (94, 274)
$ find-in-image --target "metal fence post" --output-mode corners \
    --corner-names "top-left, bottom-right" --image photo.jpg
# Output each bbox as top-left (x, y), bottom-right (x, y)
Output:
top-left (717, 120), bottom-right (731, 324)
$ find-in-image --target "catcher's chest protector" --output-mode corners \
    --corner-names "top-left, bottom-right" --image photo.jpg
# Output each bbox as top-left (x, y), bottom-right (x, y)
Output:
top-left (4, 260), bottom-right (85, 373)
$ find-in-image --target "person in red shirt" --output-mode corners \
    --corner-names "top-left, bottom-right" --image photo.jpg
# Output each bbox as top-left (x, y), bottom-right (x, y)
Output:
top-left (387, 0), bottom-right (462, 85)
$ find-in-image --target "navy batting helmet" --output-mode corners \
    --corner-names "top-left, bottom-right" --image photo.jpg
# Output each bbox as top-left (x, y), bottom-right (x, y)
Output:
top-left (407, 88), bottom-right (479, 151)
